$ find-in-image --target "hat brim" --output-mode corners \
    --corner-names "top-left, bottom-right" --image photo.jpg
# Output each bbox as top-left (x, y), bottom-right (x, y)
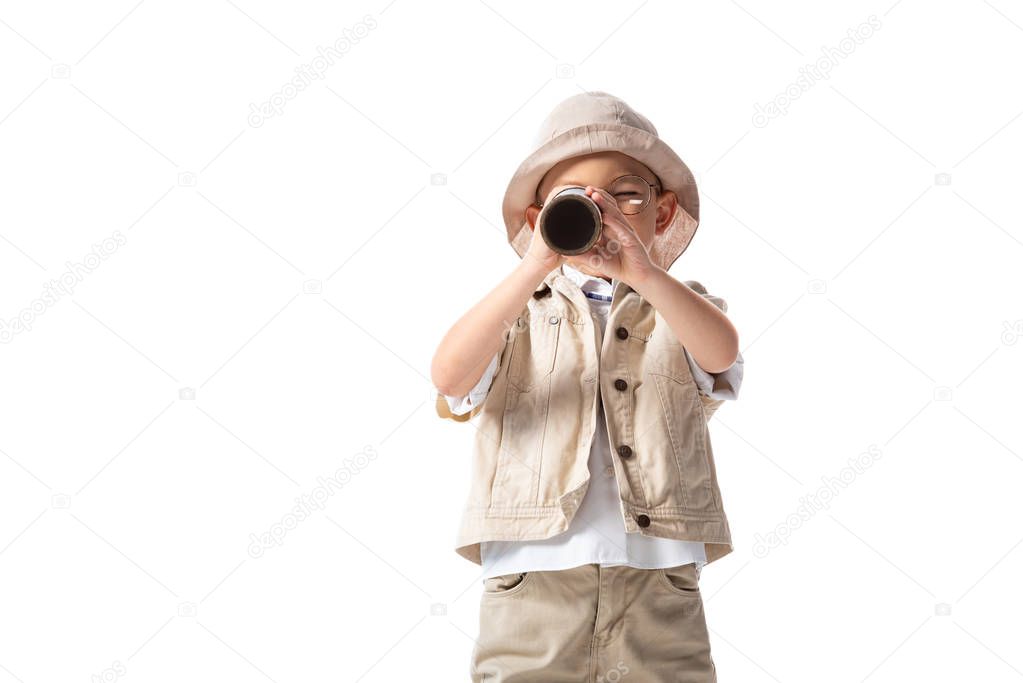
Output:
top-left (502, 123), bottom-right (700, 272)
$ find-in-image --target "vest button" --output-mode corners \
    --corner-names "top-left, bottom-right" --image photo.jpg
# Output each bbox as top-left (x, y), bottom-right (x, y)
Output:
top-left (549, 316), bottom-right (559, 325)
top-left (636, 514), bottom-right (651, 528)
top-left (615, 326), bottom-right (628, 340)
top-left (614, 378), bottom-right (628, 391)
top-left (617, 444), bottom-right (633, 458)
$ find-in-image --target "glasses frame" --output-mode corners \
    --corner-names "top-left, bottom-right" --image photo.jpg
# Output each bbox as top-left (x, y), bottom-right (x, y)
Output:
top-left (535, 174), bottom-right (661, 214)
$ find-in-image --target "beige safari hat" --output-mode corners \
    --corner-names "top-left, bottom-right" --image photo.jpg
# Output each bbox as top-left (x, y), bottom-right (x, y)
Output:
top-left (502, 90), bottom-right (700, 272)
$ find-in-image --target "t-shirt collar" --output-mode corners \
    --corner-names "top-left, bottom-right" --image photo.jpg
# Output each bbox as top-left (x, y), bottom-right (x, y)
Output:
top-left (561, 262), bottom-right (614, 300)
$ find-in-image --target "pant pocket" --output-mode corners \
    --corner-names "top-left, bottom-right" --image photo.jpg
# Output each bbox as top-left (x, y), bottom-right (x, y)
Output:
top-left (481, 571), bottom-right (532, 597)
top-left (657, 562), bottom-right (701, 598)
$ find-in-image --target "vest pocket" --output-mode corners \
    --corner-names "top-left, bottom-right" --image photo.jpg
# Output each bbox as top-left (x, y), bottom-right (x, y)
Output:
top-left (506, 313), bottom-right (561, 392)
top-left (490, 377), bottom-right (547, 505)
top-left (648, 371), bottom-right (718, 513)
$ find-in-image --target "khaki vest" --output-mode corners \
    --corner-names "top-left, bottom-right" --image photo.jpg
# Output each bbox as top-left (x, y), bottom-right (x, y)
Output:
top-left (437, 266), bottom-right (733, 566)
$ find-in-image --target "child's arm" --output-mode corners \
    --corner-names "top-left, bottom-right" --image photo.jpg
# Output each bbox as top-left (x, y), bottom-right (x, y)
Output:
top-left (431, 258), bottom-right (549, 398)
top-left (678, 280), bottom-right (745, 420)
top-left (431, 256), bottom-right (555, 399)
top-left (578, 186), bottom-right (738, 374)
top-left (434, 350), bottom-right (500, 422)
top-left (633, 268), bottom-right (740, 374)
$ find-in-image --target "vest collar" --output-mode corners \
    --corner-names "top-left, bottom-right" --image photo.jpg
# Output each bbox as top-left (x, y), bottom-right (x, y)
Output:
top-left (537, 263), bottom-right (636, 302)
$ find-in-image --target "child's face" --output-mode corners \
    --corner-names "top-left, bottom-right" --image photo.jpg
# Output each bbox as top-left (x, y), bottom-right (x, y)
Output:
top-left (524, 151), bottom-right (678, 280)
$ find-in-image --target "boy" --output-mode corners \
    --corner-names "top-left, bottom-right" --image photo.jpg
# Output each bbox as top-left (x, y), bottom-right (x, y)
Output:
top-left (431, 91), bottom-right (743, 682)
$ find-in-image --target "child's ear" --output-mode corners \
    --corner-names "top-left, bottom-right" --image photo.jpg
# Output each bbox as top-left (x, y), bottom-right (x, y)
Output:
top-left (655, 190), bottom-right (678, 236)
top-left (525, 204), bottom-right (540, 230)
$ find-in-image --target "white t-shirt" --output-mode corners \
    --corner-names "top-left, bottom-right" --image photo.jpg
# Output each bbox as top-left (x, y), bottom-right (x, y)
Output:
top-left (444, 263), bottom-right (744, 580)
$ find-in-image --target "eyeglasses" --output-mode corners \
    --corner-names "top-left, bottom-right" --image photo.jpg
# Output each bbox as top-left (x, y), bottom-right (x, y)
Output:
top-left (536, 174), bottom-right (661, 215)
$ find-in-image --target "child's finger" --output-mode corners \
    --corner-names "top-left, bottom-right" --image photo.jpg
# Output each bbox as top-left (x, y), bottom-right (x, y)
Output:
top-left (590, 188), bottom-right (628, 221)
top-left (600, 217), bottom-right (631, 245)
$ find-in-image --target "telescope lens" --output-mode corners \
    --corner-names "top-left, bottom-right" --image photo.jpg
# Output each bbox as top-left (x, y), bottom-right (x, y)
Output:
top-left (546, 199), bottom-right (595, 252)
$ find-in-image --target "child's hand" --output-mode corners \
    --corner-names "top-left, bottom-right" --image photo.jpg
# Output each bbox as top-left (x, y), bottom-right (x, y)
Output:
top-left (523, 187), bottom-right (568, 273)
top-left (566, 186), bottom-right (659, 287)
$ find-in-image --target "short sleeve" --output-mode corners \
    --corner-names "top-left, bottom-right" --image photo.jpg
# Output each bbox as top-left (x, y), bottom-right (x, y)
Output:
top-left (435, 351), bottom-right (500, 422)
top-left (684, 347), bottom-right (744, 401)
top-left (681, 280), bottom-right (743, 413)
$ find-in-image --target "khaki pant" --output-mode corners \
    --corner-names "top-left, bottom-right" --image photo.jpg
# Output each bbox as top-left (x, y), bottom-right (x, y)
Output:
top-left (470, 562), bottom-right (716, 682)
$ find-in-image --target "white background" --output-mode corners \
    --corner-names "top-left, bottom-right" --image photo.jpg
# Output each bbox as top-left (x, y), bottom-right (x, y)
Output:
top-left (1, 1), bottom-right (1022, 681)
